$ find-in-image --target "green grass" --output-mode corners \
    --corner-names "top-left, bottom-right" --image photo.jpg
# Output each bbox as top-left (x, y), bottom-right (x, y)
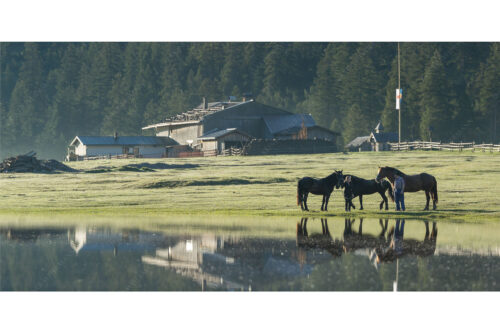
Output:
top-left (1, 151), bottom-right (499, 222)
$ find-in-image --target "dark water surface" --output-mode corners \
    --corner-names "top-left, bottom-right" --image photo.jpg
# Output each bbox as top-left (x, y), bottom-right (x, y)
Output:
top-left (1, 217), bottom-right (499, 291)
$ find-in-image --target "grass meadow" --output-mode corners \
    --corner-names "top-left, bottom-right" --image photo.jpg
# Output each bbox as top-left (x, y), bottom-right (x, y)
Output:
top-left (0, 151), bottom-right (499, 223)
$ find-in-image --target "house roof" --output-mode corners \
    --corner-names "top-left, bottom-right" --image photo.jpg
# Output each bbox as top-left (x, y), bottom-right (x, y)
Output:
top-left (70, 136), bottom-right (175, 146)
top-left (142, 100), bottom-right (253, 130)
top-left (198, 128), bottom-right (253, 140)
top-left (263, 114), bottom-right (316, 135)
top-left (345, 136), bottom-right (371, 148)
top-left (370, 132), bottom-right (398, 143)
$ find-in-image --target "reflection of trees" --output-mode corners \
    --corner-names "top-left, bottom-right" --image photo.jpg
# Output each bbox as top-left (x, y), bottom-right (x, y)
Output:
top-left (0, 227), bottom-right (199, 291)
top-left (2, 221), bottom-right (500, 291)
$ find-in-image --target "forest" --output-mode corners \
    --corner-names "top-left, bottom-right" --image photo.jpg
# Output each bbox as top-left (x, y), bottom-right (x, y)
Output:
top-left (0, 42), bottom-right (498, 159)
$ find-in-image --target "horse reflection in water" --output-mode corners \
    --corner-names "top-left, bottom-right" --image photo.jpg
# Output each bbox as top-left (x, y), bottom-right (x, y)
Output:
top-left (296, 218), bottom-right (344, 261)
top-left (296, 218), bottom-right (438, 266)
top-left (374, 219), bottom-right (438, 263)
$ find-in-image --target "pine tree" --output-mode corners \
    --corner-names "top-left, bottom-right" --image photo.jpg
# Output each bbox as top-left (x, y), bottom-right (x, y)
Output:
top-left (420, 50), bottom-right (453, 141)
top-left (475, 43), bottom-right (500, 143)
top-left (342, 103), bottom-right (372, 144)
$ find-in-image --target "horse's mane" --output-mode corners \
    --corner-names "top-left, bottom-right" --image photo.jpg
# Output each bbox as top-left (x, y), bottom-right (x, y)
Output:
top-left (384, 166), bottom-right (406, 176)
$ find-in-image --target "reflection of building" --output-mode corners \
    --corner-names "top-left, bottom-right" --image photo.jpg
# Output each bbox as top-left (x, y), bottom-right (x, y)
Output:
top-left (142, 234), bottom-right (315, 291)
top-left (142, 235), bottom-right (246, 291)
top-left (68, 226), bottom-right (87, 254)
top-left (67, 227), bottom-right (163, 255)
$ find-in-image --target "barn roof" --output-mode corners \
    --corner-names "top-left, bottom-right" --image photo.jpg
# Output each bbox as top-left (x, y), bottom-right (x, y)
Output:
top-left (198, 128), bottom-right (253, 140)
top-left (263, 114), bottom-right (316, 135)
top-left (370, 132), bottom-right (398, 143)
top-left (70, 136), bottom-right (175, 146)
top-left (345, 136), bottom-right (371, 148)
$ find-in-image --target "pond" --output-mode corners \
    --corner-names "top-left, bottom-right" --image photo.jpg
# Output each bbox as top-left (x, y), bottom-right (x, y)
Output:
top-left (1, 216), bottom-right (499, 291)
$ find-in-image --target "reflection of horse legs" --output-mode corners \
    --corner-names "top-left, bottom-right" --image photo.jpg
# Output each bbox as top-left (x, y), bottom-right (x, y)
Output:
top-left (424, 221), bottom-right (438, 240)
top-left (378, 219), bottom-right (389, 238)
top-left (321, 218), bottom-right (331, 237)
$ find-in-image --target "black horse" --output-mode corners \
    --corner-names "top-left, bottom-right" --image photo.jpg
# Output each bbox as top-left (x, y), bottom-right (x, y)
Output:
top-left (342, 175), bottom-right (394, 211)
top-left (297, 170), bottom-right (343, 211)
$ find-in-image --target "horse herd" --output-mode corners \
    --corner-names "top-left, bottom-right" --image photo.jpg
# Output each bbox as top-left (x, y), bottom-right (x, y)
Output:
top-left (297, 166), bottom-right (439, 212)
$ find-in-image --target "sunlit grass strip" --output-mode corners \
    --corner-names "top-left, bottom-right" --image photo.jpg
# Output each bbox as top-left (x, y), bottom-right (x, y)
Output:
top-left (1, 151), bottom-right (499, 222)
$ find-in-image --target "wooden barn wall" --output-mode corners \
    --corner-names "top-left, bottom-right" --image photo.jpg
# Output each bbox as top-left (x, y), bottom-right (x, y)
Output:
top-left (157, 124), bottom-right (202, 145)
top-left (306, 128), bottom-right (337, 142)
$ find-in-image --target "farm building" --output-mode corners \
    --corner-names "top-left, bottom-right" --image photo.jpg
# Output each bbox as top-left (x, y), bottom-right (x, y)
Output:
top-left (142, 98), bottom-right (340, 154)
top-left (198, 128), bottom-right (253, 154)
top-left (67, 134), bottom-right (176, 160)
top-left (346, 121), bottom-right (398, 152)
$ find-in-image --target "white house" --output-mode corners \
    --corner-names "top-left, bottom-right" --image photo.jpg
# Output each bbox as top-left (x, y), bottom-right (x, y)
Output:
top-left (67, 134), bottom-right (177, 160)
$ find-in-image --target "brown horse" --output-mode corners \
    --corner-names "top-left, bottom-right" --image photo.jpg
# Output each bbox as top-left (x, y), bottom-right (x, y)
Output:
top-left (376, 166), bottom-right (438, 210)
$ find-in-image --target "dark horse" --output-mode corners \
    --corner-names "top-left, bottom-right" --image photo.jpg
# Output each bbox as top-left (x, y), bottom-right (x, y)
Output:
top-left (342, 175), bottom-right (394, 211)
top-left (297, 170), bottom-right (343, 211)
top-left (376, 166), bottom-right (438, 210)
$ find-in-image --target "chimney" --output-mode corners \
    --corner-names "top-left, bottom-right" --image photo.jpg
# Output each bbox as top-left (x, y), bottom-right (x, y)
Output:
top-left (203, 97), bottom-right (208, 110)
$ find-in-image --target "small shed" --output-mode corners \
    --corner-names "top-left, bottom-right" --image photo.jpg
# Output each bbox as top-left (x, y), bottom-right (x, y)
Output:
top-left (345, 136), bottom-right (372, 151)
top-left (345, 121), bottom-right (398, 152)
top-left (370, 132), bottom-right (398, 151)
top-left (67, 135), bottom-right (177, 160)
top-left (197, 128), bottom-right (253, 154)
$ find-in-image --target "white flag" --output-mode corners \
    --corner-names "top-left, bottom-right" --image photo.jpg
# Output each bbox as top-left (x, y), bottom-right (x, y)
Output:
top-left (396, 89), bottom-right (403, 110)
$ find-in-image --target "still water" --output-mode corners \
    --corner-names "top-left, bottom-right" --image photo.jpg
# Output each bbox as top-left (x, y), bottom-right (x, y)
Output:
top-left (1, 217), bottom-right (499, 291)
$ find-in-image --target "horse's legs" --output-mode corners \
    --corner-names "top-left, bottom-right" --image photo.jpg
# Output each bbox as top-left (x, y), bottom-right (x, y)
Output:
top-left (304, 192), bottom-right (309, 211)
top-left (325, 194), bottom-right (331, 211)
top-left (424, 191), bottom-right (430, 210)
top-left (299, 190), bottom-right (304, 210)
top-left (380, 191), bottom-right (388, 210)
top-left (358, 218), bottom-right (363, 235)
top-left (321, 195), bottom-right (325, 211)
top-left (424, 221), bottom-right (430, 240)
top-left (431, 191), bottom-right (437, 210)
top-left (359, 195), bottom-right (363, 210)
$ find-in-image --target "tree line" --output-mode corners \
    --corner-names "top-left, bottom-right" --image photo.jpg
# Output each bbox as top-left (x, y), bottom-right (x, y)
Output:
top-left (1, 42), bottom-right (498, 159)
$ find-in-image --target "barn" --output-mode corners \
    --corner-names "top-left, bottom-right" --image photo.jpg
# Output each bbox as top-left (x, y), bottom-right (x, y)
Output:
top-left (67, 134), bottom-right (176, 160)
top-left (142, 98), bottom-right (340, 154)
top-left (197, 128), bottom-right (253, 154)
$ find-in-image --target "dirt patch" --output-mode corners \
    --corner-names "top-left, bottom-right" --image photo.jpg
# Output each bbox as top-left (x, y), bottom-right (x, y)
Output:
top-left (143, 177), bottom-right (289, 189)
top-left (125, 162), bottom-right (199, 170)
top-left (1, 154), bottom-right (77, 173)
top-left (84, 162), bottom-right (199, 173)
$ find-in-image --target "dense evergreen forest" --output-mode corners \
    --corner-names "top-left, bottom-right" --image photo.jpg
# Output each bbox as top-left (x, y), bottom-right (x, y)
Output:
top-left (0, 42), bottom-right (498, 159)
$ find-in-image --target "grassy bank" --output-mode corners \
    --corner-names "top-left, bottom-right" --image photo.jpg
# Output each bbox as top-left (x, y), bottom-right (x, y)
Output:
top-left (1, 151), bottom-right (499, 222)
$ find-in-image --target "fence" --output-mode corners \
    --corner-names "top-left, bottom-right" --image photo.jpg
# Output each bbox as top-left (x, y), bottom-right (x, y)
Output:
top-left (388, 141), bottom-right (500, 152)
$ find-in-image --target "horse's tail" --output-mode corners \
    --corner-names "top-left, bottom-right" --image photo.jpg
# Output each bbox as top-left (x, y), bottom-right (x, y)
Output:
top-left (432, 178), bottom-right (438, 204)
top-left (384, 180), bottom-right (395, 202)
top-left (297, 182), bottom-right (302, 206)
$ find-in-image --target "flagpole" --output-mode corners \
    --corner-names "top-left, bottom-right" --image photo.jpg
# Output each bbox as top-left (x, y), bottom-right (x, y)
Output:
top-left (398, 42), bottom-right (401, 145)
